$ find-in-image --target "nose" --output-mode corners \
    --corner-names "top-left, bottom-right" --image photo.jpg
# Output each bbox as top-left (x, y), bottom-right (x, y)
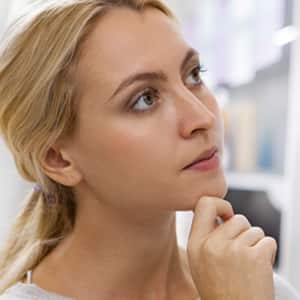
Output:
top-left (175, 88), bottom-right (217, 139)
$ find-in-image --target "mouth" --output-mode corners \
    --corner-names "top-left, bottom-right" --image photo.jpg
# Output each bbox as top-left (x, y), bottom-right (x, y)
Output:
top-left (182, 146), bottom-right (219, 171)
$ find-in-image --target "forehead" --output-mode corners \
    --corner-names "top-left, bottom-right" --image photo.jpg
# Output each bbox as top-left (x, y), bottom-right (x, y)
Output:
top-left (76, 7), bottom-right (189, 99)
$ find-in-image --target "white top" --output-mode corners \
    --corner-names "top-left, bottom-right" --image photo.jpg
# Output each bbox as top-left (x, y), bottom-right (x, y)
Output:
top-left (0, 270), bottom-right (299, 300)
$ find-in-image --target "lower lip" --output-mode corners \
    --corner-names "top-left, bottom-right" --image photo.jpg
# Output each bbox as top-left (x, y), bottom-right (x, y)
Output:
top-left (184, 151), bottom-right (220, 172)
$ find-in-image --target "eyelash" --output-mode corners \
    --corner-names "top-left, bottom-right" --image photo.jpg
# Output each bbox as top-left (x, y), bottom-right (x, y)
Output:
top-left (128, 64), bottom-right (207, 114)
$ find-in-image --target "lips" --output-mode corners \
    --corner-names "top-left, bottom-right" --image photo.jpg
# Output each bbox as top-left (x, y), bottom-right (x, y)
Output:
top-left (183, 146), bottom-right (218, 170)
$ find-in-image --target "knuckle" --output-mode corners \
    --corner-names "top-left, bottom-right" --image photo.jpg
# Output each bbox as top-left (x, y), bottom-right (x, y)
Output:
top-left (265, 236), bottom-right (278, 250)
top-left (251, 237), bottom-right (278, 261)
top-left (224, 200), bottom-right (234, 211)
top-left (252, 226), bottom-right (265, 236)
top-left (233, 214), bottom-right (251, 229)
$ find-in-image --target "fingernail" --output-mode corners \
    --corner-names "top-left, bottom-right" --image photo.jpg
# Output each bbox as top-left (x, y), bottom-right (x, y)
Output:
top-left (216, 216), bottom-right (224, 225)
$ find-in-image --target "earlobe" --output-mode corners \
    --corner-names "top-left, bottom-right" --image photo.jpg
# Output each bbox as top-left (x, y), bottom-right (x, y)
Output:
top-left (41, 147), bottom-right (82, 187)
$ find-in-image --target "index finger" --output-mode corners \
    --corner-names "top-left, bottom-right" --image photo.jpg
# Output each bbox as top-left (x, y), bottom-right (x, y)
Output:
top-left (190, 196), bottom-right (234, 241)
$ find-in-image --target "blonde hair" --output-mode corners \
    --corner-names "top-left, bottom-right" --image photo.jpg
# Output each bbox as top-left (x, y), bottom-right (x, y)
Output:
top-left (0, 0), bottom-right (174, 293)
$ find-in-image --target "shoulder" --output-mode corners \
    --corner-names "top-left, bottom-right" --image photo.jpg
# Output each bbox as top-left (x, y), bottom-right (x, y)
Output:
top-left (0, 295), bottom-right (22, 300)
top-left (0, 283), bottom-right (27, 300)
top-left (0, 282), bottom-right (75, 300)
top-left (274, 272), bottom-right (300, 300)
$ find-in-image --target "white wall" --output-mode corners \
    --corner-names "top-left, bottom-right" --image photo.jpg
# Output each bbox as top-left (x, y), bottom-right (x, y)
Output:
top-left (0, 0), bottom-right (33, 242)
top-left (0, 3), bottom-right (10, 36)
top-left (282, 0), bottom-right (300, 289)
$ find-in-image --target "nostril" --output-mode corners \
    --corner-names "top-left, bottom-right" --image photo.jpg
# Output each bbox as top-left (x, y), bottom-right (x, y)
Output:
top-left (190, 128), bottom-right (205, 136)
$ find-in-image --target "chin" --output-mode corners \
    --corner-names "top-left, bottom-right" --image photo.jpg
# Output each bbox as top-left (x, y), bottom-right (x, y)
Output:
top-left (206, 184), bottom-right (228, 199)
top-left (197, 171), bottom-right (228, 197)
top-left (179, 174), bottom-right (228, 211)
top-left (213, 175), bottom-right (228, 198)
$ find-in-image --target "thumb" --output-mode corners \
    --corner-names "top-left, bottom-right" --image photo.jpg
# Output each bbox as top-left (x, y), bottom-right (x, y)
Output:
top-left (190, 196), bottom-right (234, 241)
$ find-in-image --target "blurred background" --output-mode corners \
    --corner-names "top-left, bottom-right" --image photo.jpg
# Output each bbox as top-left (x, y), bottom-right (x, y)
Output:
top-left (1, 0), bottom-right (300, 293)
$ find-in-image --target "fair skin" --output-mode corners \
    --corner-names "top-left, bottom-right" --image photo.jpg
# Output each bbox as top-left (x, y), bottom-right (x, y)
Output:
top-left (34, 7), bottom-right (276, 300)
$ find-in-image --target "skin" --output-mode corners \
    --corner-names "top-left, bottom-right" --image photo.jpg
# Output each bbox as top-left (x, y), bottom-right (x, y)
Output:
top-left (187, 197), bottom-right (276, 300)
top-left (34, 6), bottom-right (233, 300)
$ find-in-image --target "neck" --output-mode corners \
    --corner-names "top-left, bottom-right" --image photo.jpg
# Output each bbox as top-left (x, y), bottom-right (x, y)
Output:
top-left (32, 192), bottom-right (198, 300)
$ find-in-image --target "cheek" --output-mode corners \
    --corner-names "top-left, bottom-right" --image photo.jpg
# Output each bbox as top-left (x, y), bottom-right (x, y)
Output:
top-left (76, 123), bottom-right (168, 183)
top-left (105, 130), bottom-right (156, 163)
top-left (74, 119), bottom-right (181, 203)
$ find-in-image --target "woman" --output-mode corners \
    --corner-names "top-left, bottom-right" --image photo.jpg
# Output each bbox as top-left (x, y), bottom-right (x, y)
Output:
top-left (0, 0), bottom-right (299, 299)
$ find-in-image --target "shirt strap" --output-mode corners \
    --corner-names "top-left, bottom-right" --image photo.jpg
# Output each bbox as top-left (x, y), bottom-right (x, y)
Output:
top-left (26, 270), bottom-right (32, 284)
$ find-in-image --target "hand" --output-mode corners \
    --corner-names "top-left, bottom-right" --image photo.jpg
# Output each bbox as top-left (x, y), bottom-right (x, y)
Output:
top-left (187, 196), bottom-right (277, 300)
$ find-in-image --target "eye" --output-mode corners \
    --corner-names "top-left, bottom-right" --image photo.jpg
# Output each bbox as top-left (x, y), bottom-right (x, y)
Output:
top-left (129, 88), bottom-right (159, 113)
top-left (185, 64), bottom-right (207, 86)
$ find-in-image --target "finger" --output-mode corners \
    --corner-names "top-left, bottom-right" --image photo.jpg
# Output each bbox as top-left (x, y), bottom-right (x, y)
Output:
top-left (235, 226), bottom-right (265, 246)
top-left (213, 214), bottom-right (251, 240)
top-left (190, 196), bottom-right (234, 241)
top-left (254, 236), bottom-right (277, 265)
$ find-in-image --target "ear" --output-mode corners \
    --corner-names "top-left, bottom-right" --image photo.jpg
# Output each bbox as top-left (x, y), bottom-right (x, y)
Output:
top-left (41, 145), bottom-right (82, 187)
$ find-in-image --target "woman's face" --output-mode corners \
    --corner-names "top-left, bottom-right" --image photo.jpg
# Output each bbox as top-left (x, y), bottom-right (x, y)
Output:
top-left (67, 7), bottom-right (227, 213)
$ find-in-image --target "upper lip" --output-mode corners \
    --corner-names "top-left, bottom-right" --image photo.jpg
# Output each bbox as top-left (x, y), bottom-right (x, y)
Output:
top-left (182, 146), bottom-right (218, 170)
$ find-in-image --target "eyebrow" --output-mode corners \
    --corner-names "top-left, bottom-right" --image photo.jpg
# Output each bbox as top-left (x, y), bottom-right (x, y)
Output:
top-left (105, 48), bottom-right (199, 102)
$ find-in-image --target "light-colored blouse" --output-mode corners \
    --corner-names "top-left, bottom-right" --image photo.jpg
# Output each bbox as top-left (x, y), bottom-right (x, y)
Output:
top-left (0, 269), bottom-right (299, 300)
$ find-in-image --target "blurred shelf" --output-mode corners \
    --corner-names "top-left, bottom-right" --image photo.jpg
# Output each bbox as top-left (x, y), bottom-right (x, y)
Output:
top-left (226, 172), bottom-right (286, 211)
top-left (226, 172), bottom-right (285, 191)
